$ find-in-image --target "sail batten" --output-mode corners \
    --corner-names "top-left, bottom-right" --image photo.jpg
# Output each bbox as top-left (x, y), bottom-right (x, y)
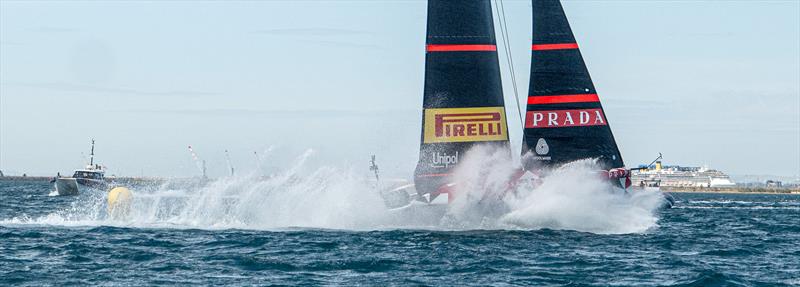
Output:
top-left (522, 0), bottom-right (624, 171)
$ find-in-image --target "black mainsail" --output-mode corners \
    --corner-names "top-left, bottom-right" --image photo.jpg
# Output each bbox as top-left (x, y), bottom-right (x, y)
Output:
top-left (522, 0), bottom-right (624, 171)
top-left (413, 0), bottom-right (510, 196)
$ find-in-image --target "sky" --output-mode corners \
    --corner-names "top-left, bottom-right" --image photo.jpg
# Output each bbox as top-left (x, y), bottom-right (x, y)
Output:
top-left (1, 0), bottom-right (798, 179)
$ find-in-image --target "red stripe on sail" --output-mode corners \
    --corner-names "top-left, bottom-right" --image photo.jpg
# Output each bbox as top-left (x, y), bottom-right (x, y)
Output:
top-left (531, 43), bottom-right (579, 51)
top-left (527, 94), bottom-right (599, 105)
top-left (426, 44), bottom-right (497, 52)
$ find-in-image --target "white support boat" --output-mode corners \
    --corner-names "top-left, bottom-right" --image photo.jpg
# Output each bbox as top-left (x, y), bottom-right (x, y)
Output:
top-left (54, 139), bottom-right (108, 196)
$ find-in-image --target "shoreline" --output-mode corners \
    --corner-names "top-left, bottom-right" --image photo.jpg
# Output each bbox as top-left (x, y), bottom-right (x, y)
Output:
top-left (3, 176), bottom-right (798, 194)
top-left (661, 186), bottom-right (800, 195)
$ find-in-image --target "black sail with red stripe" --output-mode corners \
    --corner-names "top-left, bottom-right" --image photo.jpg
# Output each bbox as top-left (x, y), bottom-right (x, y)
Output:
top-left (413, 0), bottom-right (510, 196)
top-left (522, 0), bottom-right (624, 170)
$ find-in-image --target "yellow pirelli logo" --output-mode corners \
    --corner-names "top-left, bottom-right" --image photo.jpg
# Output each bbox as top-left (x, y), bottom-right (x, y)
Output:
top-left (423, 107), bottom-right (508, 143)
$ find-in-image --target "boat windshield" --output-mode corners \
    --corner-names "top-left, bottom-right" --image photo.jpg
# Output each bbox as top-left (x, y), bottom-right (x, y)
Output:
top-left (73, 171), bottom-right (103, 180)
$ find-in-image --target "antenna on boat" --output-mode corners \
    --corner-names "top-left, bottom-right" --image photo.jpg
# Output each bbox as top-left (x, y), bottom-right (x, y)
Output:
top-left (369, 155), bottom-right (379, 181)
top-left (89, 139), bottom-right (95, 167)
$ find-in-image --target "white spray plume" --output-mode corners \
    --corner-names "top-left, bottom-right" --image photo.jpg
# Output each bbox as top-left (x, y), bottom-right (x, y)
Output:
top-left (500, 159), bottom-right (663, 234)
top-left (441, 144), bottom-right (664, 234)
top-left (444, 144), bottom-right (518, 227)
top-left (3, 147), bottom-right (665, 234)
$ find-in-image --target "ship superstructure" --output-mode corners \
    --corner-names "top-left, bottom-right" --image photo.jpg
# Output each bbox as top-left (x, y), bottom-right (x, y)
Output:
top-left (632, 161), bottom-right (735, 188)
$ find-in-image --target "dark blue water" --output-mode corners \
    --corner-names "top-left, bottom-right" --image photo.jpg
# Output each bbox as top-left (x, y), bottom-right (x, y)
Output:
top-left (1, 180), bottom-right (798, 286)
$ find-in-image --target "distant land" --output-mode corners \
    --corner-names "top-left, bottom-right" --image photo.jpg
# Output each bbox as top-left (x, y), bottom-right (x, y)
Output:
top-left (1, 174), bottom-right (797, 195)
top-left (1, 164), bottom-right (799, 185)
top-left (730, 174), bottom-right (800, 185)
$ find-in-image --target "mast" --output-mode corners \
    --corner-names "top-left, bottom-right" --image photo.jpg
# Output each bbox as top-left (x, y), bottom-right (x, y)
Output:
top-left (522, 0), bottom-right (624, 171)
top-left (370, 155), bottom-right (379, 181)
top-left (89, 139), bottom-right (95, 167)
top-left (253, 151), bottom-right (260, 172)
top-left (188, 145), bottom-right (206, 178)
top-left (225, 149), bottom-right (234, 176)
top-left (413, 0), bottom-right (509, 197)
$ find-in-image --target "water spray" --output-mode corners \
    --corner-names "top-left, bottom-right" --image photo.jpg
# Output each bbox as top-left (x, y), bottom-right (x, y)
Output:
top-left (225, 150), bottom-right (235, 177)
top-left (369, 155), bottom-right (379, 181)
top-left (188, 145), bottom-right (207, 178)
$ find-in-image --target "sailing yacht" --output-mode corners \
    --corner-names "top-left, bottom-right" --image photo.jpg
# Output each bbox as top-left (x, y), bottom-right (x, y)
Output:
top-left (412, 0), bottom-right (510, 202)
top-left (381, 0), bottom-right (644, 211)
top-left (520, 0), bottom-right (631, 188)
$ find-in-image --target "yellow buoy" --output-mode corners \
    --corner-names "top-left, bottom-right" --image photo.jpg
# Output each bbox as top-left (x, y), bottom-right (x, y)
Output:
top-left (107, 186), bottom-right (133, 219)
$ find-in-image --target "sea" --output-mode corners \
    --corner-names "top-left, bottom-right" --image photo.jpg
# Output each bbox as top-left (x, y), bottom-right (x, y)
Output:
top-left (1, 171), bottom-right (799, 286)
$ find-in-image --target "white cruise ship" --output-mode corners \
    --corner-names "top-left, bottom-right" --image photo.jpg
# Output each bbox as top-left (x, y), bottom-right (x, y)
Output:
top-left (631, 161), bottom-right (736, 188)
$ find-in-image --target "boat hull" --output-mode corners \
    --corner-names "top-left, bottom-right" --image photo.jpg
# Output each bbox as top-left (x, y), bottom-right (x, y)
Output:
top-left (76, 178), bottom-right (108, 189)
top-left (630, 185), bottom-right (661, 192)
top-left (54, 178), bottom-right (80, 196)
top-left (53, 178), bottom-right (107, 196)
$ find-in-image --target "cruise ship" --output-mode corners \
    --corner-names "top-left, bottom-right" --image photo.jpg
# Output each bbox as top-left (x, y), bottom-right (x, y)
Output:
top-left (631, 161), bottom-right (736, 188)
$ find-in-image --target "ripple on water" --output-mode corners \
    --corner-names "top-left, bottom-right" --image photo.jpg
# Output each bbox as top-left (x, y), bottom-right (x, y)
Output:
top-left (1, 181), bottom-right (799, 285)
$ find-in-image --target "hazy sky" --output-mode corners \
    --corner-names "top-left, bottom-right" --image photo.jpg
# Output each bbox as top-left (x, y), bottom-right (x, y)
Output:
top-left (1, 0), bottom-right (798, 178)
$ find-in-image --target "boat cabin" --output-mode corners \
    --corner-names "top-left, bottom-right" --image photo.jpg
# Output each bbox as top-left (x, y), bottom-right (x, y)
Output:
top-left (72, 165), bottom-right (105, 180)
